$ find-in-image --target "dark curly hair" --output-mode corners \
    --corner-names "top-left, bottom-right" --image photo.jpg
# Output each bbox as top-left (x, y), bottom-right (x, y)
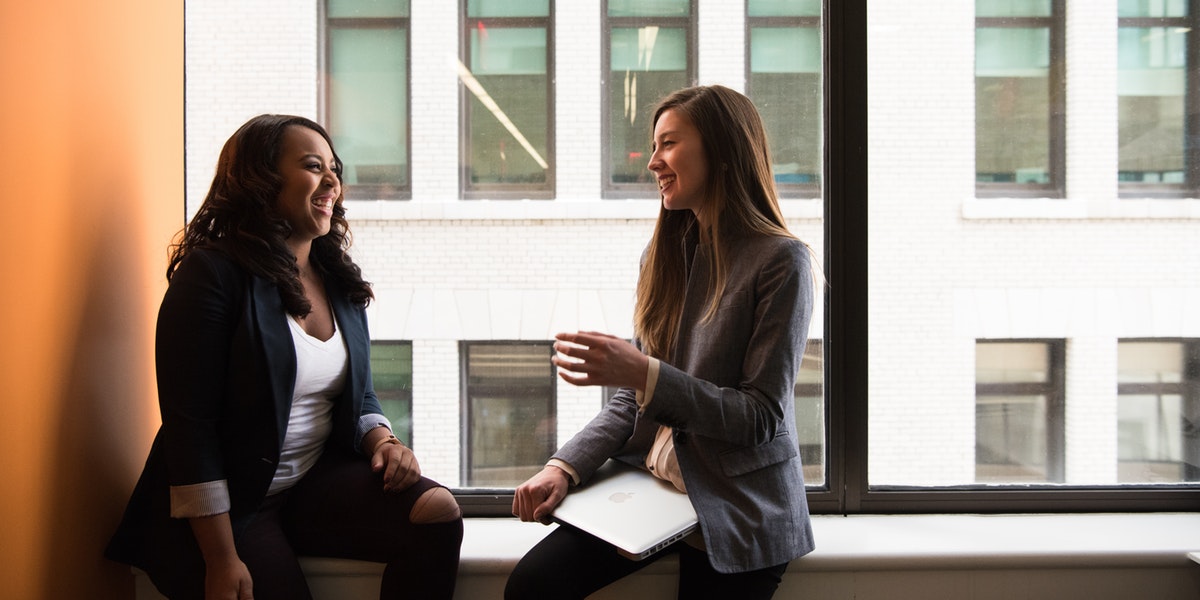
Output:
top-left (167, 114), bottom-right (373, 315)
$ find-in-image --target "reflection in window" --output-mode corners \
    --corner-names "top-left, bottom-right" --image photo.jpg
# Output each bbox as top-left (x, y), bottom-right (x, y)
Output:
top-left (1118, 1), bottom-right (1194, 195)
top-left (605, 0), bottom-right (694, 196)
top-left (325, 0), bottom-right (410, 199)
top-left (462, 342), bottom-right (556, 487)
top-left (1117, 340), bottom-right (1200, 483)
top-left (975, 340), bottom-right (1065, 483)
top-left (371, 341), bottom-right (414, 446)
top-left (975, 0), bottom-right (1063, 196)
top-left (747, 0), bottom-right (822, 197)
top-left (462, 0), bottom-right (553, 197)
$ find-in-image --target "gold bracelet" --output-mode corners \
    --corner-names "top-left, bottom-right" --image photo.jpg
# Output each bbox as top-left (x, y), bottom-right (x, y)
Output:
top-left (371, 434), bottom-right (402, 454)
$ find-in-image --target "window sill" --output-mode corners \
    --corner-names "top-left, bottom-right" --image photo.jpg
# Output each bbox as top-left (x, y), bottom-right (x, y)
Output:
top-left (962, 197), bottom-right (1200, 220)
top-left (453, 512), bottom-right (1200, 573)
top-left (343, 198), bottom-right (823, 221)
top-left (133, 513), bottom-right (1200, 600)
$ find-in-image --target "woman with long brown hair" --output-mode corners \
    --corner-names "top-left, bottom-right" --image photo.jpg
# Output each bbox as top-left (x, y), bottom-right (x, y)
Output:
top-left (507, 85), bottom-right (817, 599)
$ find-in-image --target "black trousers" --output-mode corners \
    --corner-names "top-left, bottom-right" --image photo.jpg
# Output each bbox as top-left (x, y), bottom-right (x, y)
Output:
top-left (174, 452), bottom-right (463, 600)
top-left (504, 524), bottom-right (788, 600)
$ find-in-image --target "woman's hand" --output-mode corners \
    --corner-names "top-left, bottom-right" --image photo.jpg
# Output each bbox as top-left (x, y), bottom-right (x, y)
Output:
top-left (369, 432), bottom-right (422, 493)
top-left (204, 557), bottom-right (253, 600)
top-left (512, 465), bottom-right (571, 525)
top-left (552, 331), bottom-right (649, 390)
top-left (189, 513), bottom-right (252, 599)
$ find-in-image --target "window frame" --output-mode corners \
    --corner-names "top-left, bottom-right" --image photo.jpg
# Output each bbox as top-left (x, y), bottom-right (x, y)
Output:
top-left (457, 0), bottom-right (1200, 517)
top-left (973, 0), bottom-right (1066, 199)
top-left (600, 0), bottom-right (698, 199)
top-left (459, 0), bottom-right (556, 200)
top-left (319, 1), bottom-right (413, 200)
top-left (1117, 3), bottom-right (1200, 199)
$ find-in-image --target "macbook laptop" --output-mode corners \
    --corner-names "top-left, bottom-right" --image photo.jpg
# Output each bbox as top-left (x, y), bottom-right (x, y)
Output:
top-left (551, 459), bottom-right (699, 560)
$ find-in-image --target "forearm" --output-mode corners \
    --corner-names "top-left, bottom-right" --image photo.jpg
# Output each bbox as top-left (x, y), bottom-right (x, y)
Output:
top-left (188, 512), bottom-right (239, 566)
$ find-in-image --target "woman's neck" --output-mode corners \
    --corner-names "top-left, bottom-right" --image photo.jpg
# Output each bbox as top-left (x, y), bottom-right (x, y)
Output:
top-left (288, 239), bottom-right (313, 274)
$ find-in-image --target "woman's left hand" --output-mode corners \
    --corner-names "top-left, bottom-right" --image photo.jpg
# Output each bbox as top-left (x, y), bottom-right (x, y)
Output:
top-left (372, 440), bottom-right (422, 493)
top-left (552, 331), bottom-right (649, 390)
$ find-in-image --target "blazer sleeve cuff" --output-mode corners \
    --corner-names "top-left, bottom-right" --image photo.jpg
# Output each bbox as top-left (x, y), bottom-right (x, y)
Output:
top-left (169, 480), bottom-right (231, 518)
top-left (634, 357), bottom-right (661, 413)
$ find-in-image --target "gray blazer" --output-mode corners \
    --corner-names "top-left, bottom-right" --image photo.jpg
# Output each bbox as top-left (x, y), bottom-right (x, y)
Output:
top-left (553, 231), bottom-right (816, 573)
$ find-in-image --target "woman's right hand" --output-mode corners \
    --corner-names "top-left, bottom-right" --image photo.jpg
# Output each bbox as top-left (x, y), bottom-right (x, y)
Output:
top-left (189, 513), bottom-right (253, 599)
top-left (512, 465), bottom-right (571, 525)
top-left (204, 557), bottom-right (253, 600)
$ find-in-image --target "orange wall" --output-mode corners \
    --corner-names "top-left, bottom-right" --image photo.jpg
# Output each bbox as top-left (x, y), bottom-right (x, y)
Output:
top-left (0, 1), bottom-right (182, 598)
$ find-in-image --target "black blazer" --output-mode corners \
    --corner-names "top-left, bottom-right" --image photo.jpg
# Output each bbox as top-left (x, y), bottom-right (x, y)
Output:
top-left (105, 247), bottom-right (383, 587)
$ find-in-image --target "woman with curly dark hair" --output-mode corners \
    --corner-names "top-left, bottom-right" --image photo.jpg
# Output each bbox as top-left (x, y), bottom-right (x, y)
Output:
top-left (107, 114), bottom-right (463, 600)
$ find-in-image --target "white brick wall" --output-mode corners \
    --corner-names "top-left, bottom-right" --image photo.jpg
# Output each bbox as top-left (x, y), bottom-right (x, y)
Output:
top-left (185, 0), bottom-right (1200, 490)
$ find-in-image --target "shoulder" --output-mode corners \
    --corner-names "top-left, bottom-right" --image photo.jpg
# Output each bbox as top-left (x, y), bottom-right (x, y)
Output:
top-left (169, 245), bottom-right (249, 291)
top-left (735, 234), bottom-right (810, 268)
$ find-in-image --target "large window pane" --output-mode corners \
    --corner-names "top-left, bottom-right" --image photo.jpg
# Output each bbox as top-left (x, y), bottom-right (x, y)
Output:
top-left (866, 0), bottom-right (1199, 510)
top-left (327, 1), bottom-right (410, 199)
top-left (462, 1), bottom-right (552, 197)
top-left (462, 342), bottom-right (556, 488)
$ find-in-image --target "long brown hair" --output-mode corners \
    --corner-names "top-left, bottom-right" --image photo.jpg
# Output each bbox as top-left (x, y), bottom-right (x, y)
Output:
top-left (635, 85), bottom-right (795, 359)
top-left (168, 114), bottom-right (372, 315)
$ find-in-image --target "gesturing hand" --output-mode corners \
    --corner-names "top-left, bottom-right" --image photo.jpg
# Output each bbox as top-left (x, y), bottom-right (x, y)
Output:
top-left (551, 331), bottom-right (649, 390)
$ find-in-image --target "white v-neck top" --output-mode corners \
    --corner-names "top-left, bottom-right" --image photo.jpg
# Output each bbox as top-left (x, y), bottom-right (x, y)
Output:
top-left (268, 314), bottom-right (348, 494)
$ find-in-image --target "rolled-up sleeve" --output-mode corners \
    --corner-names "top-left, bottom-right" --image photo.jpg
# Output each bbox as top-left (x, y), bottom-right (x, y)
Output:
top-left (169, 480), bottom-right (231, 518)
top-left (634, 357), bottom-right (661, 412)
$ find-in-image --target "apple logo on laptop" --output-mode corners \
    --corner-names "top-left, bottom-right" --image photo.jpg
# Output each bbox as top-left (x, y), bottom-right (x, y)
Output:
top-left (608, 492), bottom-right (635, 503)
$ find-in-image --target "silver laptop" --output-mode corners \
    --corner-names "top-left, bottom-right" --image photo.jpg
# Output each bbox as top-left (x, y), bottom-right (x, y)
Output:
top-left (551, 459), bottom-right (699, 560)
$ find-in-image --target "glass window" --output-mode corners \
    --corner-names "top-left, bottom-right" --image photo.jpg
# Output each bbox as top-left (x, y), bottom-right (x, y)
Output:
top-left (1118, 0), bottom-right (1195, 196)
top-left (461, 0), bottom-right (553, 198)
top-left (185, 0), bottom-right (1200, 515)
top-left (604, 0), bottom-right (694, 197)
top-left (1117, 339), bottom-right (1200, 483)
top-left (974, 341), bottom-right (1065, 483)
top-left (462, 342), bottom-right (556, 487)
top-left (975, 0), bottom-right (1064, 197)
top-left (371, 341), bottom-right (414, 446)
top-left (747, 0), bottom-right (822, 197)
top-left (325, 0), bottom-right (411, 199)
top-left (795, 339), bottom-right (825, 485)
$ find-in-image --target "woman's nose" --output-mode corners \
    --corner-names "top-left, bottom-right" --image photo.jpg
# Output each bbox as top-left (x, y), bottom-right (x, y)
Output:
top-left (647, 151), bottom-right (661, 172)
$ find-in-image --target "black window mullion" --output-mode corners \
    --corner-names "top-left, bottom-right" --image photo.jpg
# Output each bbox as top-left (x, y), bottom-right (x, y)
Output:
top-left (818, 0), bottom-right (868, 515)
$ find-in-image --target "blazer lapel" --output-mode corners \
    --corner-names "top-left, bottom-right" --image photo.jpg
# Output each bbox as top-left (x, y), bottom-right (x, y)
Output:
top-left (249, 276), bottom-right (296, 447)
